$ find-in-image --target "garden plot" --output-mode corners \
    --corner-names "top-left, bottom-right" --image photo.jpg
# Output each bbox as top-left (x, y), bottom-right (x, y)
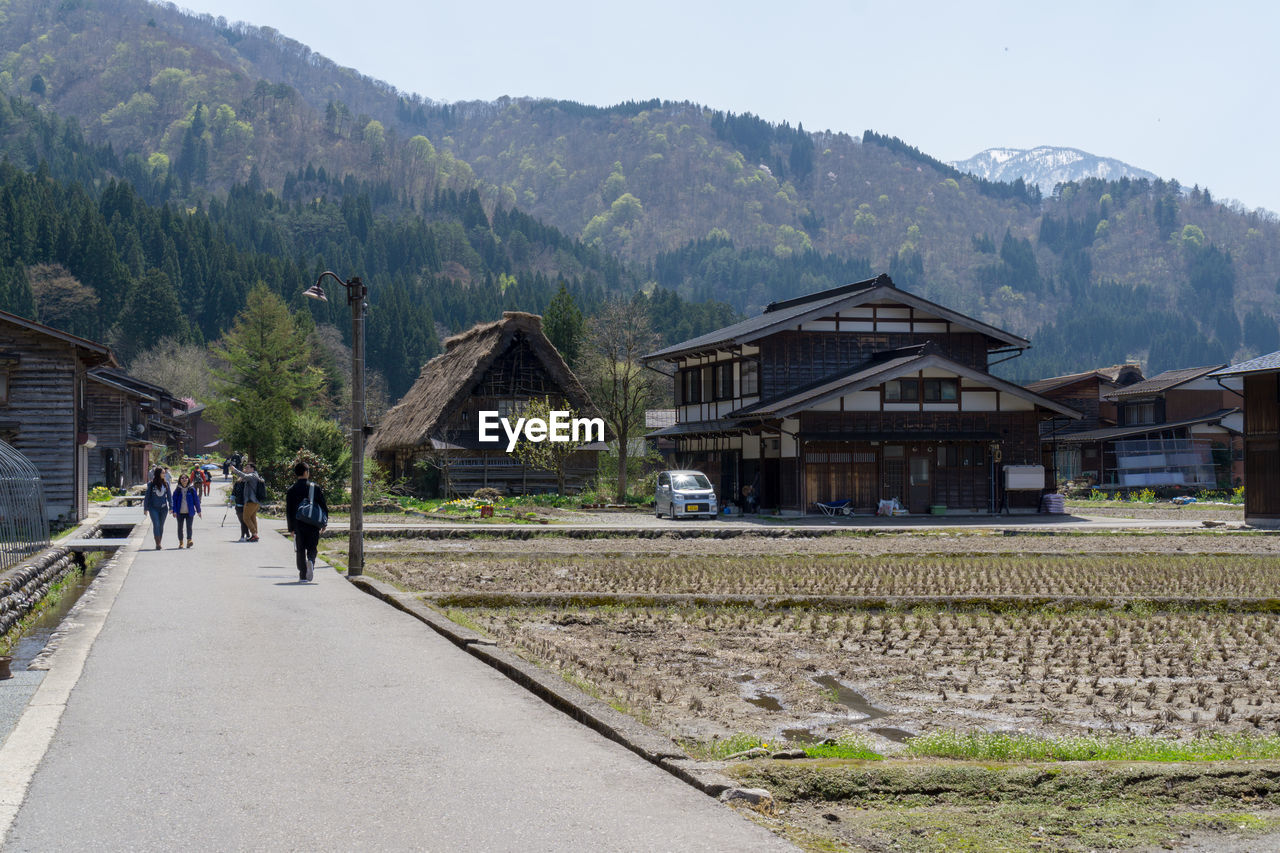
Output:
top-left (374, 551), bottom-right (1280, 601)
top-left (342, 530), bottom-right (1280, 748)
top-left (460, 604), bottom-right (1280, 744)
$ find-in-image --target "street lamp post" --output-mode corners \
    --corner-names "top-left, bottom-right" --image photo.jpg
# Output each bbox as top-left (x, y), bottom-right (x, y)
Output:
top-left (304, 271), bottom-right (367, 577)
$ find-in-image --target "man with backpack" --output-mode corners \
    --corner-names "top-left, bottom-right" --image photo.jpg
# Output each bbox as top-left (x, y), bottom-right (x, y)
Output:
top-left (285, 461), bottom-right (328, 582)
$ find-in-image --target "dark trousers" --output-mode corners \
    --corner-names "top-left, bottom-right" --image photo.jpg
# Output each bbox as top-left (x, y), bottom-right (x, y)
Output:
top-left (235, 507), bottom-right (248, 538)
top-left (295, 524), bottom-right (321, 578)
top-left (175, 513), bottom-right (194, 541)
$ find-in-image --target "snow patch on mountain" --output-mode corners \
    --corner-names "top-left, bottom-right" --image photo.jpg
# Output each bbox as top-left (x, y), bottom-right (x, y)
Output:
top-left (950, 146), bottom-right (1158, 195)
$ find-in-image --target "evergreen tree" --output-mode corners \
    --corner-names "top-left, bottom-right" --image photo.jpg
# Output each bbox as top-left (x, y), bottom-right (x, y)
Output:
top-left (208, 284), bottom-right (325, 464)
top-left (542, 282), bottom-right (585, 365)
top-left (111, 269), bottom-right (188, 364)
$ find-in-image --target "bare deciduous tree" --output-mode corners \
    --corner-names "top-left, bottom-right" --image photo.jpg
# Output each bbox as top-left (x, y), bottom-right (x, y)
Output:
top-left (580, 298), bottom-right (658, 502)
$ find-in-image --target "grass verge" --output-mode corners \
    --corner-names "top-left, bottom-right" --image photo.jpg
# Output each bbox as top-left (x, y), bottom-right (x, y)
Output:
top-left (904, 731), bottom-right (1280, 762)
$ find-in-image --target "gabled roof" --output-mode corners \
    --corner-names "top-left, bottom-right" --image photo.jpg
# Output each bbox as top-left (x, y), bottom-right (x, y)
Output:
top-left (89, 367), bottom-right (188, 411)
top-left (369, 312), bottom-right (593, 452)
top-left (1104, 365), bottom-right (1226, 401)
top-left (1054, 409), bottom-right (1240, 443)
top-left (643, 274), bottom-right (1030, 362)
top-left (1212, 351), bottom-right (1280, 377)
top-left (1025, 363), bottom-right (1144, 395)
top-left (0, 309), bottom-right (115, 366)
top-left (728, 347), bottom-right (1082, 420)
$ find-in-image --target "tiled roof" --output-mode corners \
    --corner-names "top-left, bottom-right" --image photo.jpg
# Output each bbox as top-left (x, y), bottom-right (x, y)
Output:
top-left (1212, 351), bottom-right (1280, 377)
top-left (1104, 365), bottom-right (1226, 400)
top-left (1054, 409), bottom-right (1240, 442)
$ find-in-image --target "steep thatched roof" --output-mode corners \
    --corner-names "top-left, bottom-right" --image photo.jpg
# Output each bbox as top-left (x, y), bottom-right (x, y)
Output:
top-left (369, 311), bottom-right (593, 453)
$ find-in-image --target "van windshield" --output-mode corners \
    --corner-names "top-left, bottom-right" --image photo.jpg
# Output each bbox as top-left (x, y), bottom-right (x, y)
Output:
top-left (672, 474), bottom-right (712, 491)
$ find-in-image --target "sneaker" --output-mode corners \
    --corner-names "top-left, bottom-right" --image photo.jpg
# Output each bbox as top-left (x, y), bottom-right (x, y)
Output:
top-left (249, 536), bottom-right (259, 542)
top-left (305, 559), bottom-right (314, 582)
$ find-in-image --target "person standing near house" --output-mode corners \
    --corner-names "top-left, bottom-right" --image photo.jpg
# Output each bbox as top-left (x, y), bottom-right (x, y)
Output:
top-left (285, 461), bottom-right (328, 582)
top-left (170, 473), bottom-right (202, 549)
top-left (143, 468), bottom-right (172, 551)
top-left (230, 461), bottom-right (265, 542)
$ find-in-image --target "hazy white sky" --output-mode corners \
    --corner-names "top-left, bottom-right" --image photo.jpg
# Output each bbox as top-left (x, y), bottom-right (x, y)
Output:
top-left (185, 0), bottom-right (1279, 212)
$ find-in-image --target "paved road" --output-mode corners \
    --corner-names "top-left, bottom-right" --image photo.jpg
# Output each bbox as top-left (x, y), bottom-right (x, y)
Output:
top-left (1, 490), bottom-right (791, 851)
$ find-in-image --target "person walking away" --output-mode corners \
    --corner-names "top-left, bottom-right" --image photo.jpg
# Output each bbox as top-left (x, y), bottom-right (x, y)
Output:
top-left (230, 461), bottom-right (266, 542)
top-left (222, 458), bottom-right (231, 481)
top-left (170, 473), bottom-right (202, 548)
top-left (285, 461), bottom-right (328, 582)
top-left (143, 468), bottom-right (172, 550)
top-left (231, 475), bottom-right (249, 541)
top-left (202, 466), bottom-right (212, 496)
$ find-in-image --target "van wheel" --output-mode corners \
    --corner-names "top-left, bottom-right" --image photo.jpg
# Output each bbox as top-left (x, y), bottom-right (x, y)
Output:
top-left (655, 507), bottom-right (663, 518)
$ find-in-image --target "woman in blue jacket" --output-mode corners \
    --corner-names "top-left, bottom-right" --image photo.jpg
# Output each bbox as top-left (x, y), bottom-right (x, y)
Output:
top-left (170, 473), bottom-right (203, 549)
top-left (143, 468), bottom-right (171, 550)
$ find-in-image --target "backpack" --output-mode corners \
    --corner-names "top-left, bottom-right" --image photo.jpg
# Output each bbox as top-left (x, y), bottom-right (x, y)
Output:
top-left (295, 482), bottom-right (327, 528)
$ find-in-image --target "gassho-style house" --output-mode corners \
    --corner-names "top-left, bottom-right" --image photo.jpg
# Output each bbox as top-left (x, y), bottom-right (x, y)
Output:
top-left (642, 274), bottom-right (1082, 514)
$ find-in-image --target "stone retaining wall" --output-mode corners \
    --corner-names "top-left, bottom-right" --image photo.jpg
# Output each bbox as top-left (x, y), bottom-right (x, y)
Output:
top-left (0, 529), bottom-right (93, 637)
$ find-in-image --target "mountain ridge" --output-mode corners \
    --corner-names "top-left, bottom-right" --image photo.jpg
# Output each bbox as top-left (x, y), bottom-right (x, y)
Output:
top-left (951, 146), bottom-right (1159, 198)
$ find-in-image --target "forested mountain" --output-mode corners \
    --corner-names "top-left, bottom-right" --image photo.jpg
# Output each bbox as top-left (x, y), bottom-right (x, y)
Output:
top-left (0, 0), bottom-right (1277, 383)
top-left (0, 91), bottom-right (736, 400)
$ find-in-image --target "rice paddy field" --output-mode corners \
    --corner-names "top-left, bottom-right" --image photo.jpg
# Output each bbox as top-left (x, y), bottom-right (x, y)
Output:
top-left (339, 528), bottom-right (1280, 851)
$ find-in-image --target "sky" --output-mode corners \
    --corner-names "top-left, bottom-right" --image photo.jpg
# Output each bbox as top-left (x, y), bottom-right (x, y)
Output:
top-left (186, 0), bottom-right (1280, 213)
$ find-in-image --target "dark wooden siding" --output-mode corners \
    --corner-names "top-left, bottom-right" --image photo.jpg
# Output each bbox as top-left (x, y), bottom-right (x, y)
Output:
top-left (0, 327), bottom-right (85, 521)
top-left (1244, 374), bottom-right (1280, 519)
top-left (760, 331), bottom-right (990, 398)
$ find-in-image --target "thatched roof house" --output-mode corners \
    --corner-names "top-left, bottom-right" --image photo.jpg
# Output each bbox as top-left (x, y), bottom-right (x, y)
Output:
top-left (370, 311), bottom-right (600, 496)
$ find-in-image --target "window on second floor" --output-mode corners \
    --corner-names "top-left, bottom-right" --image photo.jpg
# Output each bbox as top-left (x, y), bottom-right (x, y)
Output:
top-left (884, 378), bottom-right (958, 403)
top-left (740, 360), bottom-right (759, 396)
top-left (715, 362), bottom-right (734, 399)
top-left (679, 369), bottom-right (701, 405)
top-left (1125, 402), bottom-right (1157, 425)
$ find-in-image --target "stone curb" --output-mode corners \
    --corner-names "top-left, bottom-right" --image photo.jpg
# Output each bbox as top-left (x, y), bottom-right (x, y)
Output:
top-left (347, 575), bottom-right (740, 798)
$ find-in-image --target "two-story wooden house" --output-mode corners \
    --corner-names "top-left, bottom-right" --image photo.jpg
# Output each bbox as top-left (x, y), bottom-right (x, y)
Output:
top-left (643, 274), bottom-right (1080, 514)
top-left (1026, 364), bottom-right (1144, 482)
top-left (1052, 364), bottom-right (1243, 490)
top-left (85, 367), bottom-right (188, 489)
top-left (0, 309), bottom-right (115, 522)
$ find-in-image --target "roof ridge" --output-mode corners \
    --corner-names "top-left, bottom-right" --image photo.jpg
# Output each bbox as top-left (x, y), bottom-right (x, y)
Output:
top-left (762, 274), bottom-right (889, 314)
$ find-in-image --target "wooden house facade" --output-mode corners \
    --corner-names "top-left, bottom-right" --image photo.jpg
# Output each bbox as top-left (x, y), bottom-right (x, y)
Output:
top-left (1027, 364), bottom-right (1144, 482)
top-left (369, 312), bottom-right (602, 497)
top-left (643, 275), bottom-right (1081, 514)
top-left (1211, 353), bottom-right (1280, 525)
top-left (0, 310), bottom-right (115, 522)
top-left (1050, 365), bottom-right (1243, 491)
top-left (85, 368), bottom-right (187, 489)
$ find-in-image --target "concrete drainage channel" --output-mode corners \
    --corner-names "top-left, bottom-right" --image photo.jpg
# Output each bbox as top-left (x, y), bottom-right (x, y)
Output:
top-left (347, 575), bottom-right (766, 805)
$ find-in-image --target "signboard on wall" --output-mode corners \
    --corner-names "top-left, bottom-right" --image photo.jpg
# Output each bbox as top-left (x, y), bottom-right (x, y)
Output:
top-left (1003, 465), bottom-right (1046, 490)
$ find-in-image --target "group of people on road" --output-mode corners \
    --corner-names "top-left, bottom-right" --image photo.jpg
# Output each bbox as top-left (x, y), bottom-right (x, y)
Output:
top-left (141, 456), bottom-right (329, 582)
top-left (142, 468), bottom-right (203, 550)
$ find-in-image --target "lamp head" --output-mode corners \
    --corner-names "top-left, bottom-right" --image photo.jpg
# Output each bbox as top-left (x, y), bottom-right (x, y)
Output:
top-left (303, 283), bottom-right (329, 302)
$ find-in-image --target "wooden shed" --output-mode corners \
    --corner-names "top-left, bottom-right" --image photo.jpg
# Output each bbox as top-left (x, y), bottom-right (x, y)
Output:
top-left (369, 311), bottom-right (602, 497)
top-left (0, 310), bottom-right (115, 522)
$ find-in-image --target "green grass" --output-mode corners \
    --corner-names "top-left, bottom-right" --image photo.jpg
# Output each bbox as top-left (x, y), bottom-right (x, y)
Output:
top-left (799, 734), bottom-right (884, 761)
top-left (681, 732), bottom-right (771, 761)
top-left (904, 730), bottom-right (1280, 762)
